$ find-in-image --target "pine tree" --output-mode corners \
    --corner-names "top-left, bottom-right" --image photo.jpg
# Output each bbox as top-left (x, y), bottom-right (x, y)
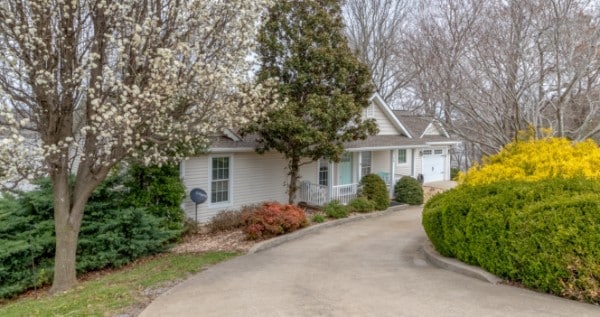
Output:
top-left (248, 0), bottom-right (378, 203)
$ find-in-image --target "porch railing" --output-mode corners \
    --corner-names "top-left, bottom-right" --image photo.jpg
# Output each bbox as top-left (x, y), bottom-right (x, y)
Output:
top-left (298, 181), bottom-right (358, 206)
top-left (299, 181), bottom-right (328, 206)
top-left (331, 183), bottom-right (358, 205)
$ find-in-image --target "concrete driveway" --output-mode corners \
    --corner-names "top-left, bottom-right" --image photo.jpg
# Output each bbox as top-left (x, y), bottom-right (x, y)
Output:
top-left (140, 207), bottom-right (599, 316)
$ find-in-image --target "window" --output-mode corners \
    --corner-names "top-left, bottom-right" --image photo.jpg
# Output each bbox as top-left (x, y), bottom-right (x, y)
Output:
top-left (318, 159), bottom-right (328, 186)
top-left (434, 149), bottom-right (443, 155)
top-left (361, 151), bottom-right (372, 176)
top-left (211, 157), bottom-right (230, 204)
top-left (398, 149), bottom-right (407, 164)
top-left (422, 150), bottom-right (432, 156)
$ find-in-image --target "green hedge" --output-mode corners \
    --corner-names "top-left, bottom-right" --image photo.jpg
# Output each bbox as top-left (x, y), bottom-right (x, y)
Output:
top-left (0, 164), bottom-right (184, 299)
top-left (422, 178), bottom-right (600, 303)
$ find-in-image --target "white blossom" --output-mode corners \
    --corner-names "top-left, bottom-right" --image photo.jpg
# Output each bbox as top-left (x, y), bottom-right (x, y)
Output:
top-left (0, 0), bottom-right (277, 189)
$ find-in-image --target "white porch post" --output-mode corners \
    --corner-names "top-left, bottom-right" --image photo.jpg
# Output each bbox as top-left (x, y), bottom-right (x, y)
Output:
top-left (357, 151), bottom-right (362, 181)
top-left (390, 150), bottom-right (396, 197)
top-left (327, 161), bottom-right (334, 202)
top-left (411, 149), bottom-right (416, 177)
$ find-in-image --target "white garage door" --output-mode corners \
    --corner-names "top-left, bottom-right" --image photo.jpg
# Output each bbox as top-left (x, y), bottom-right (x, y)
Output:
top-left (422, 150), bottom-right (445, 182)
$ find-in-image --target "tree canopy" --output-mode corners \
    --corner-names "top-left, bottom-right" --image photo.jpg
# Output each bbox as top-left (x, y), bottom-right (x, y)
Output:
top-left (247, 0), bottom-right (378, 203)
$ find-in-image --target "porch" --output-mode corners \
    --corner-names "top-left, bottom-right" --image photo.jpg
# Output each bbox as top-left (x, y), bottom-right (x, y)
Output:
top-left (297, 148), bottom-right (411, 206)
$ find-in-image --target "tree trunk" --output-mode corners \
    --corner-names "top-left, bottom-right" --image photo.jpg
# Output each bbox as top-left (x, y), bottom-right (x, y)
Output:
top-left (51, 211), bottom-right (80, 293)
top-left (49, 162), bottom-right (101, 293)
top-left (49, 170), bottom-right (80, 293)
top-left (287, 157), bottom-right (300, 204)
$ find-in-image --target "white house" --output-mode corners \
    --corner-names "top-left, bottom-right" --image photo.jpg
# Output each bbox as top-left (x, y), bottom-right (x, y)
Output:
top-left (180, 94), bottom-right (460, 222)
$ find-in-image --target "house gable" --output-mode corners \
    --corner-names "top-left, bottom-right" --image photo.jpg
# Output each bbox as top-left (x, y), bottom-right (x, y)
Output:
top-left (367, 94), bottom-right (412, 138)
top-left (422, 122), bottom-right (442, 137)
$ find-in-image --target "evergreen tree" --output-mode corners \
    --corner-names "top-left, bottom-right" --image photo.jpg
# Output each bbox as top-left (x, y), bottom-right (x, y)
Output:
top-left (248, 0), bottom-right (378, 203)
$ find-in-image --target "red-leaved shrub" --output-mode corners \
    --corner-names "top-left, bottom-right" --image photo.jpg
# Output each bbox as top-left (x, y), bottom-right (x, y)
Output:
top-left (242, 202), bottom-right (308, 240)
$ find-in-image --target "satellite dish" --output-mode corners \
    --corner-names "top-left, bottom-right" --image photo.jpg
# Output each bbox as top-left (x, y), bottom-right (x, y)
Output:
top-left (190, 188), bottom-right (208, 204)
top-left (190, 188), bottom-right (207, 222)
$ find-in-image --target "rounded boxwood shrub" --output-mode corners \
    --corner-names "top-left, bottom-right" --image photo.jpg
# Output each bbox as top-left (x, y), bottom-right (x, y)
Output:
top-left (394, 176), bottom-right (423, 205)
top-left (348, 197), bottom-right (375, 213)
top-left (422, 177), bottom-right (600, 303)
top-left (359, 174), bottom-right (389, 210)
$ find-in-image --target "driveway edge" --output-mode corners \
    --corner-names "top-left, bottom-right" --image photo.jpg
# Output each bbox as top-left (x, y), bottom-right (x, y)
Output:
top-left (423, 242), bottom-right (502, 284)
top-left (248, 204), bottom-right (410, 254)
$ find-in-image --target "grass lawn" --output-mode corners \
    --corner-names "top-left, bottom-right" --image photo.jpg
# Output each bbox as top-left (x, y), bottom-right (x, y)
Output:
top-left (0, 251), bottom-right (238, 317)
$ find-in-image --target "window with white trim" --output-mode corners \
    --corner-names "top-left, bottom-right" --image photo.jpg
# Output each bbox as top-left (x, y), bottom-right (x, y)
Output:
top-left (398, 149), bottom-right (407, 164)
top-left (360, 151), bottom-right (372, 176)
top-left (211, 157), bottom-right (230, 204)
top-left (318, 159), bottom-right (328, 186)
top-left (422, 150), bottom-right (432, 155)
top-left (434, 149), bottom-right (443, 155)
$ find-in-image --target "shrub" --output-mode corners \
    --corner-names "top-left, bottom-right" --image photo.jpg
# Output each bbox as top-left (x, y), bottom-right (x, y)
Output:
top-left (207, 207), bottom-right (254, 233)
top-left (459, 137), bottom-right (600, 185)
top-left (311, 214), bottom-right (325, 223)
top-left (359, 174), bottom-right (390, 210)
top-left (242, 202), bottom-right (308, 240)
top-left (422, 178), bottom-right (600, 303)
top-left (394, 176), bottom-right (424, 205)
top-left (348, 197), bottom-right (375, 213)
top-left (0, 164), bottom-right (185, 299)
top-left (124, 164), bottom-right (186, 231)
top-left (323, 200), bottom-right (349, 219)
top-left (77, 207), bottom-right (173, 272)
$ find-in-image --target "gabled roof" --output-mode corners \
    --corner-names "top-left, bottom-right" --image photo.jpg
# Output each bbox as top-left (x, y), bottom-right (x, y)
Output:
top-left (392, 111), bottom-right (450, 138)
top-left (207, 94), bottom-right (459, 152)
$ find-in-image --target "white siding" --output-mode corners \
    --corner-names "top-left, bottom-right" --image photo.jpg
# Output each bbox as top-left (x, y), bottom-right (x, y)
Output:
top-left (299, 161), bottom-right (319, 184)
top-left (395, 149), bottom-right (412, 176)
top-left (182, 152), bottom-right (289, 223)
top-left (371, 151), bottom-right (390, 175)
top-left (371, 104), bottom-right (398, 135)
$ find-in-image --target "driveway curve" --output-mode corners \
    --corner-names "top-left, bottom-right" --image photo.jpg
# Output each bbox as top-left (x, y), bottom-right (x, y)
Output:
top-left (140, 206), bottom-right (599, 317)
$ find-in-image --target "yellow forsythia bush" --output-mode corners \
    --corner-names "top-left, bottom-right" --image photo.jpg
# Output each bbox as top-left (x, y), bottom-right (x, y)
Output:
top-left (459, 138), bottom-right (600, 185)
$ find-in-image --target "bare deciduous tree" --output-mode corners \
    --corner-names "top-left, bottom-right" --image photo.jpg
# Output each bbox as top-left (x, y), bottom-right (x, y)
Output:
top-left (399, 0), bottom-right (600, 160)
top-left (344, 0), bottom-right (412, 107)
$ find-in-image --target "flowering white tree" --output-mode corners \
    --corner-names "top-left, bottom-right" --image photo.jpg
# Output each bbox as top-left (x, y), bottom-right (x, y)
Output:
top-left (0, 0), bottom-right (273, 292)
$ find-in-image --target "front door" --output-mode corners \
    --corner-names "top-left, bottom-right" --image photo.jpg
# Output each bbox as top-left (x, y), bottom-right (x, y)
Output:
top-left (338, 152), bottom-right (353, 185)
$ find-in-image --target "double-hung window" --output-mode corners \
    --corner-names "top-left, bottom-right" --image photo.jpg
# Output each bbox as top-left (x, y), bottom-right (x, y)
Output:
top-left (318, 159), bottom-right (329, 186)
top-left (360, 151), bottom-right (372, 176)
top-left (211, 157), bottom-right (230, 204)
top-left (398, 149), bottom-right (407, 164)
